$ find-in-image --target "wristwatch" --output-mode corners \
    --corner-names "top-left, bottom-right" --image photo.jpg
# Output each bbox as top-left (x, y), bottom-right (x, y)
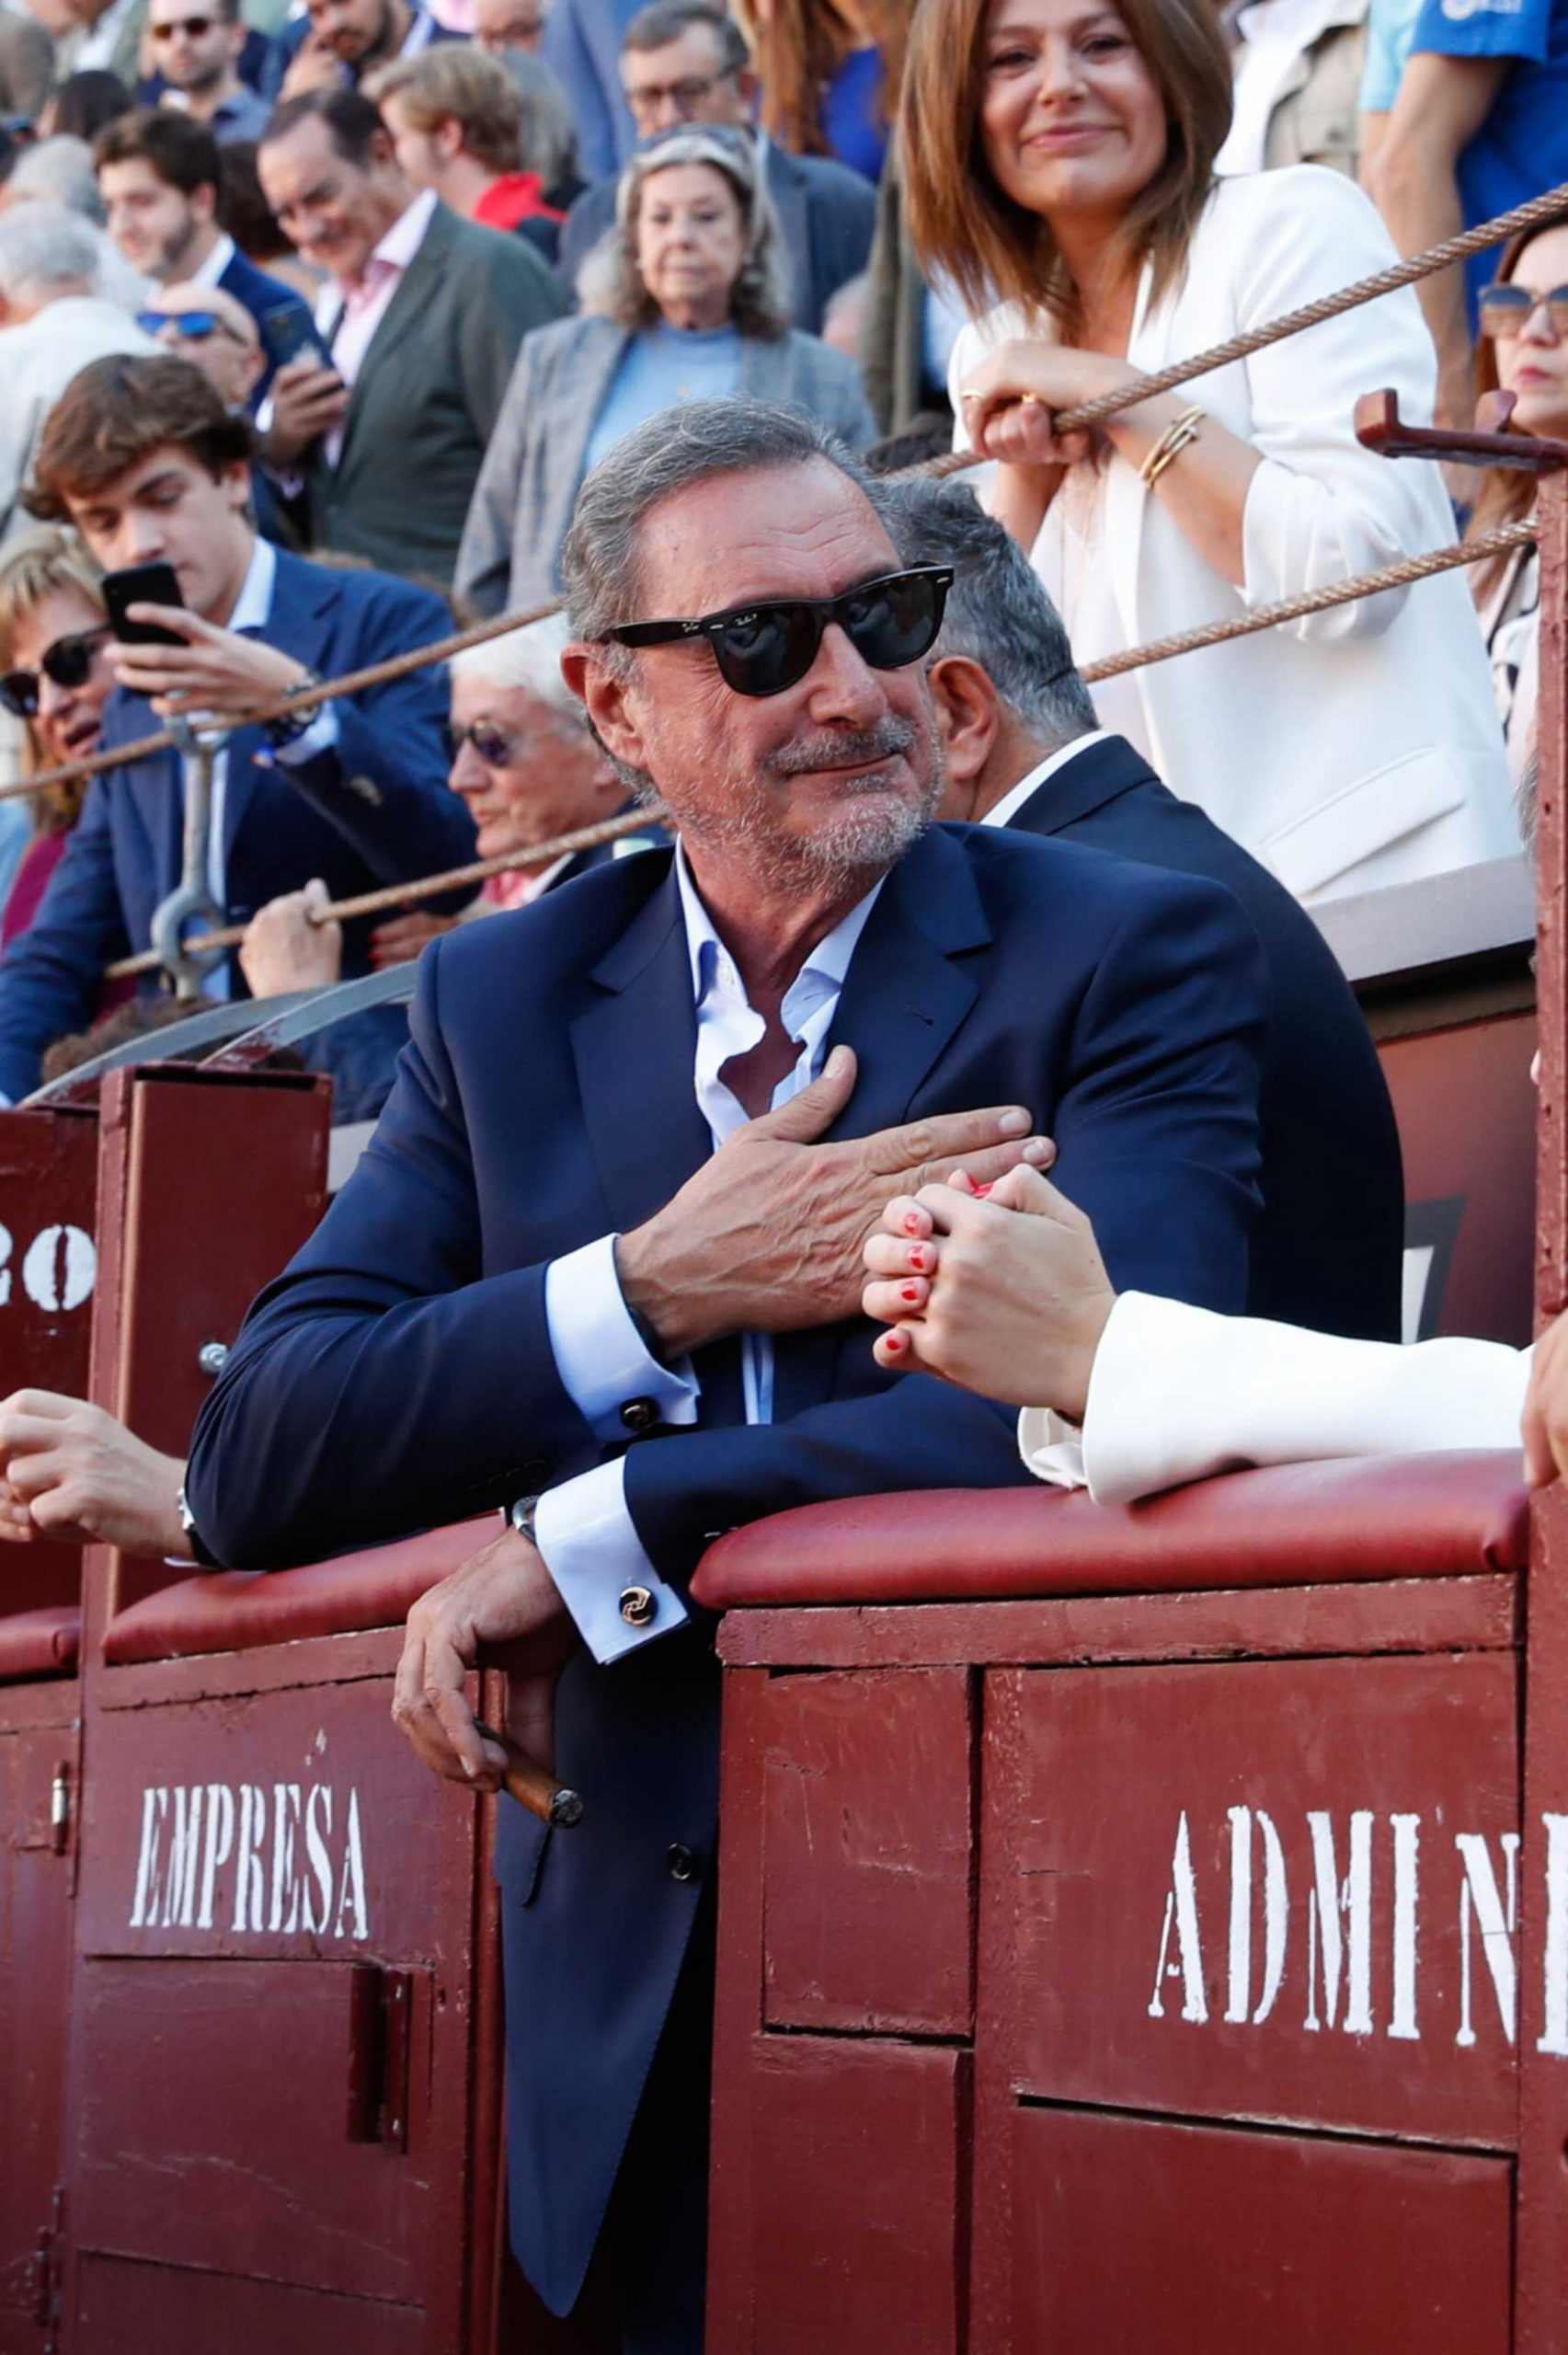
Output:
top-left (507, 1494), bottom-right (541, 1545)
top-left (264, 669), bottom-right (326, 747)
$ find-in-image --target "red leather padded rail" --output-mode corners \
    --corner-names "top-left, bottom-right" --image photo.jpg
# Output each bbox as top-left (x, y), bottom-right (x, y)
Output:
top-left (102, 1516), bottom-right (495, 1665)
top-left (691, 1452), bottom-right (1530, 1613)
top-left (0, 1603), bottom-right (81, 1683)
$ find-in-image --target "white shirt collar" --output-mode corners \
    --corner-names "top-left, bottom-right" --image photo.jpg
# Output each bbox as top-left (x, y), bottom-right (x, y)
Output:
top-left (979, 729), bottom-right (1112, 831)
top-left (187, 232), bottom-right (236, 291)
top-left (673, 835), bottom-right (882, 1010)
top-left (398, 5), bottom-right (436, 55)
top-left (371, 185), bottom-right (438, 276)
top-left (223, 532), bottom-right (277, 634)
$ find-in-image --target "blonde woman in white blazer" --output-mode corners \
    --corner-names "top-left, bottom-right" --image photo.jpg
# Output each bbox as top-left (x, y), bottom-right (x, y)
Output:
top-left (901, 0), bottom-right (1519, 903)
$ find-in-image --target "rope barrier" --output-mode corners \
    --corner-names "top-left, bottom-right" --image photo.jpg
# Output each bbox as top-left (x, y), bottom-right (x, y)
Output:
top-left (927, 174), bottom-right (1568, 472)
top-left (98, 516), bottom-right (1537, 978)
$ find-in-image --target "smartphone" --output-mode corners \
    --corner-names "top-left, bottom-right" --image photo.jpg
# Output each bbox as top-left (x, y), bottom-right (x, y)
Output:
top-left (262, 306), bottom-right (335, 376)
top-left (102, 561), bottom-right (185, 647)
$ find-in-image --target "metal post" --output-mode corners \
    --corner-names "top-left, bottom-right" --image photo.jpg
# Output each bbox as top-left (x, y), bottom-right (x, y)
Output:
top-left (147, 718), bottom-right (226, 1004)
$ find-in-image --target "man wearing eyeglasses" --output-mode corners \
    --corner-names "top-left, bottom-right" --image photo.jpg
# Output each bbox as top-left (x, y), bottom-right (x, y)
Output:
top-left (187, 396), bottom-right (1270, 2349)
top-left (555, 1), bottom-right (876, 333)
top-left (147, 0), bottom-right (270, 145)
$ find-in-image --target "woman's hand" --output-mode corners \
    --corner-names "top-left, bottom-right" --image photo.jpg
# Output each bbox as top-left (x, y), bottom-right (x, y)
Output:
top-left (0, 1390), bottom-right (187, 1557)
top-left (109, 606), bottom-right (320, 729)
top-left (862, 1163), bottom-right (1116, 1417)
top-left (959, 339), bottom-right (1137, 468)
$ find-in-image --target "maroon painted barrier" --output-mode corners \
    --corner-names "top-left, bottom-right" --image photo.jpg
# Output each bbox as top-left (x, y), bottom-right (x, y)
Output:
top-left (692, 1455), bottom-right (1538, 2355)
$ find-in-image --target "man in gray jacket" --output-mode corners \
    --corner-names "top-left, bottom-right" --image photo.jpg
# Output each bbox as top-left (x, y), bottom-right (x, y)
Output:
top-left (258, 86), bottom-right (567, 587)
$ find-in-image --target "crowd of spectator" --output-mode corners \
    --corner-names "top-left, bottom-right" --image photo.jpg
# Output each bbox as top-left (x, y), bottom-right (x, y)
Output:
top-left (0, 0), bottom-right (1551, 1084)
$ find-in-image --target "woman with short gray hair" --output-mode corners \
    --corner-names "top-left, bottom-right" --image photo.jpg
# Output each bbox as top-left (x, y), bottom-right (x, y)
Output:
top-left (455, 123), bottom-right (876, 615)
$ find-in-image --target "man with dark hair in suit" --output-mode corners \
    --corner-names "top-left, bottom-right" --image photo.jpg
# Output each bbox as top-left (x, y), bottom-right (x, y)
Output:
top-left (262, 0), bottom-right (463, 105)
top-left (96, 109), bottom-right (314, 396)
top-left (555, 0), bottom-right (875, 332)
top-left (0, 352), bottom-right (475, 1105)
top-left (257, 86), bottom-right (566, 588)
top-left (187, 397), bottom-right (1269, 2348)
top-left (876, 471), bottom-right (1405, 1345)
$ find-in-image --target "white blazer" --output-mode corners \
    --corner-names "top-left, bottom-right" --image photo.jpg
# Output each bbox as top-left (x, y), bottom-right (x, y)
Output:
top-left (1019, 1290), bottom-right (1531, 1504)
top-left (949, 167), bottom-right (1520, 903)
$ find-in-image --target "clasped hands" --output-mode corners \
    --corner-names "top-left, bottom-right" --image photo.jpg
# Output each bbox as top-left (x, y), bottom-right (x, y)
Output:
top-left (392, 1045), bottom-right (1056, 1797)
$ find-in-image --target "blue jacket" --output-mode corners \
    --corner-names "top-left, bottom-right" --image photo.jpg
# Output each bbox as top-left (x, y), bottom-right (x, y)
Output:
top-left (1001, 732), bottom-right (1405, 1340)
top-left (259, 9), bottom-right (464, 100)
top-left (188, 822), bottom-right (1266, 2314)
top-left (217, 245), bottom-right (317, 401)
top-left (0, 548), bottom-right (475, 1103)
top-left (539, 0), bottom-right (640, 180)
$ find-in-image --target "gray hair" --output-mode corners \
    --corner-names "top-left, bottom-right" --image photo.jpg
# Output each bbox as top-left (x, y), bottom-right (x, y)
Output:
top-left (499, 50), bottom-right (579, 187)
top-left (7, 136), bottom-right (105, 222)
top-left (585, 124), bottom-right (789, 337)
top-left (562, 395), bottom-right (874, 651)
top-left (0, 201), bottom-right (102, 304)
top-left (871, 473), bottom-right (1099, 743)
top-left (451, 609), bottom-right (581, 719)
top-left (624, 1), bottom-right (750, 70)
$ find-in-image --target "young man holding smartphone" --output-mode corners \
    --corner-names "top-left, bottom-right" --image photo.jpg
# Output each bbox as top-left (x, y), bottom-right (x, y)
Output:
top-left (0, 350), bottom-right (476, 1104)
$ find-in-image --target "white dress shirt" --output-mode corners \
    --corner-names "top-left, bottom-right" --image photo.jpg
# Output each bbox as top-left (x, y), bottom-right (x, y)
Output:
top-left (534, 844), bottom-right (883, 1664)
top-left (1019, 1290), bottom-right (1532, 1505)
top-left (1217, 0), bottom-right (1351, 177)
top-left (315, 188), bottom-right (437, 468)
top-left (187, 233), bottom-right (237, 292)
top-left (978, 730), bottom-right (1116, 833)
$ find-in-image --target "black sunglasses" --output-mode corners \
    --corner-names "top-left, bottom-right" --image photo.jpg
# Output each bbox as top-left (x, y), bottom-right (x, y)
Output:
top-left (0, 626), bottom-right (110, 718)
top-left (606, 566), bottom-right (955, 698)
top-left (446, 718), bottom-right (522, 765)
top-left (1479, 281), bottom-right (1568, 339)
top-left (151, 14), bottom-right (216, 32)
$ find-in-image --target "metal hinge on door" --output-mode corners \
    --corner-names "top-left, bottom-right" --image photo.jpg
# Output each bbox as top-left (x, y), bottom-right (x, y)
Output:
top-left (30, 2186), bottom-right (64, 2351)
top-left (345, 1963), bottom-right (413, 2153)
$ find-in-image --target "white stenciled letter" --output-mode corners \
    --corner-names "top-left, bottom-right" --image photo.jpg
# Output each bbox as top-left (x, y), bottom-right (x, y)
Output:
top-left (232, 1785), bottom-right (267, 1933)
top-left (303, 1786), bottom-right (334, 1935)
top-left (1539, 1813), bottom-right (1568, 2056)
top-left (1149, 1810), bottom-right (1207, 2024)
top-left (129, 1786), bottom-right (168, 1928)
top-left (1224, 1806), bottom-right (1288, 2026)
top-left (269, 1782), bottom-right (303, 1935)
top-left (197, 1782), bottom-right (235, 1931)
top-left (1304, 1810), bottom-right (1374, 2035)
top-left (163, 1785), bottom-right (204, 1927)
top-left (1389, 1814), bottom-right (1421, 2041)
top-left (21, 1223), bottom-right (95, 1313)
top-left (333, 1788), bottom-right (369, 1942)
top-left (1457, 1831), bottom-right (1519, 2048)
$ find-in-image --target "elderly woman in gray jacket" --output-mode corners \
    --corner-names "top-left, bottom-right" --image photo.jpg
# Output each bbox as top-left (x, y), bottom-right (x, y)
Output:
top-left (454, 123), bottom-right (876, 615)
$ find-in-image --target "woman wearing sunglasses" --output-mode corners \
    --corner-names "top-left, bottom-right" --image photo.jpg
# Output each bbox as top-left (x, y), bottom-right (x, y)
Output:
top-left (0, 525), bottom-right (121, 959)
top-left (901, 0), bottom-right (1518, 904)
top-left (455, 124), bottom-right (875, 616)
top-left (1468, 216), bottom-right (1568, 795)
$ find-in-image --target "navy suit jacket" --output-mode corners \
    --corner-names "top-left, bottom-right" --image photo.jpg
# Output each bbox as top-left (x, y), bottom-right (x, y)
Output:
top-left (189, 822), bottom-right (1266, 2312)
top-left (558, 139), bottom-right (877, 331)
top-left (217, 246), bottom-right (316, 401)
top-left (0, 548), bottom-right (476, 1103)
top-left (1001, 733), bottom-right (1404, 1340)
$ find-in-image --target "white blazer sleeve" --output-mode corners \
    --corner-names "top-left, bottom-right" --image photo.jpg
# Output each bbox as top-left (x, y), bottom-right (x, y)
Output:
top-left (1230, 168), bottom-right (1454, 644)
top-left (1018, 1290), bottom-right (1532, 1506)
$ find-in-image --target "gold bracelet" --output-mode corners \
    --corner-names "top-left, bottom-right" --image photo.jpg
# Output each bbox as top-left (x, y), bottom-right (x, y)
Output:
top-left (1139, 405), bottom-right (1205, 488)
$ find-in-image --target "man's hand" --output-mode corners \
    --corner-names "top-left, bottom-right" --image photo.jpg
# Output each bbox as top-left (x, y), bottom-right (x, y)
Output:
top-left (371, 910), bottom-right (460, 968)
top-left (279, 34), bottom-right (349, 98)
top-left (392, 1526), bottom-right (578, 1791)
top-left (862, 1163), bottom-right (1116, 1417)
top-left (1523, 1308), bottom-right (1568, 1488)
top-left (0, 1389), bottom-right (187, 1555)
top-left (109, 603), bottom-right (318, 727)
top-left (240, 879), bottom-right (343, 998)
top-left (614, 1044), bottom-right (1055, 1357)
top-left (261, 357), bottom-right (349, 466)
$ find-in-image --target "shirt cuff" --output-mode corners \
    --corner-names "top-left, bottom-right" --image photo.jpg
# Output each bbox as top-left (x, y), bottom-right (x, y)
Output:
top-left (273, 702), bottom-right (339, 766)
top-left (544, 1234), bottom-right (699, 1442)
top-left (1016, 1407), bottom-right (1087, 1489)
top-left (533, 1458), bottom-right (690, 1663)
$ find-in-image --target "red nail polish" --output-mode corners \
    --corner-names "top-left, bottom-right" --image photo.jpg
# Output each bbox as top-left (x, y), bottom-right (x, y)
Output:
top-left (910, 1246), bottom-right (927, 1271)
top-left (900, 1282), bottom-right (921, 1304)
top-left (887, 1328), bottom-right (907, 1350)
top-left (903, 1212), bottom-right (922, 1235)
top-left (973, 1182), bottom-right (993, 1199)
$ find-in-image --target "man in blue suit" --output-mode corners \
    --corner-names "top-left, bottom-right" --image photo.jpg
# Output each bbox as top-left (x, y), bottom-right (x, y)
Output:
top-left (262, 0), bottom-right (463, 104)
top-left (0, 353), bottom-right (475, 1106)
top-left (187, 400), bottom-right (1268, 2349)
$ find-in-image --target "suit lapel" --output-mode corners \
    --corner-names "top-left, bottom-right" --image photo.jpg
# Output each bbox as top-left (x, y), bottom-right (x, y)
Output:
top-left (332, 206), bottom-right (454, 477)
top-left (772, 831), bottom-right (991, 1423)
top-left (1007, 735), bottom-right (1162, 836)
top-left (764, 147), bottom-right (811, 325)
top-left (568, 862), bottom-right (711, 1235)
top-left (222, 552), bottom-right (337, 877)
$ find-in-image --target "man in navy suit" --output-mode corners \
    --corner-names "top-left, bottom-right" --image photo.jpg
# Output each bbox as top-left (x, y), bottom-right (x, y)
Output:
top-left (96, 111), bottom-right (316, 398)
top-left (262, 0), bottom-right (462, 104)
top-left (879, 472), bottom-right (1407, 1345)
top-left (0, 352), bottom-right (475, 1106)
top-left (187, 399), bottom-right (1268, 2348)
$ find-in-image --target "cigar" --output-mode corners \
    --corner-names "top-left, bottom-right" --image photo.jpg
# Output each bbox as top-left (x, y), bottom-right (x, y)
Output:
top-left (473, 1720), bottom-right (584, 1829)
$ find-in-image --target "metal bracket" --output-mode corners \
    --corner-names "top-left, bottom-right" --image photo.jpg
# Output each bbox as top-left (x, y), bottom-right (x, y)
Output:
top-left (1356, 386), bottom-right (1568, 474)
top-left (148, 716), bottom-right (227, 1004)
